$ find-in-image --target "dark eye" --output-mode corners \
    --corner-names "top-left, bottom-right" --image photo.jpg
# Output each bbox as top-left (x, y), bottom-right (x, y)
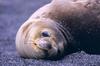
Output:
top-left (41, 31), bottom-right (50, 37)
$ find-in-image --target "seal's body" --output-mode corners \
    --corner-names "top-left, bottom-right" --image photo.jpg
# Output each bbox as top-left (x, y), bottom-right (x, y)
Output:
top-left (16, 0), bottom-right (100, 59)
top-left (29, 0), bottom-right (100, 53)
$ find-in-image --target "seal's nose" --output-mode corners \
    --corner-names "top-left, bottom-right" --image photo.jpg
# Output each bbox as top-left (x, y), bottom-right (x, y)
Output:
top-left (38, 39), bottom-right (52, 50)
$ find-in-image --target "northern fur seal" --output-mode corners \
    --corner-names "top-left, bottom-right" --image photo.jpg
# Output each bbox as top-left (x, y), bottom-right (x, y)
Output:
top-left (16, 0), bottom-right (100, 59)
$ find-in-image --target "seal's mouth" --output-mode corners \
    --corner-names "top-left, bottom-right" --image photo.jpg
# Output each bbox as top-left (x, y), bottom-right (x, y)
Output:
top-left (33, 42), bottom-right (50, 56)
top-left (31, 43), bottom-right (58, 58)
top-left (34, 39), bottom-right (52, 51)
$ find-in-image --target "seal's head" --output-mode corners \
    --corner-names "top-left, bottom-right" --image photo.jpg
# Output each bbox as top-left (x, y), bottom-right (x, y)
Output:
top-left (16, 18), bottom-right (69, 59)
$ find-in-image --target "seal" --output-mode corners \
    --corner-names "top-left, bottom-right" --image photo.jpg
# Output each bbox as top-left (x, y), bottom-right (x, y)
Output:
top-left (16, 0), bottom-right (100, 59)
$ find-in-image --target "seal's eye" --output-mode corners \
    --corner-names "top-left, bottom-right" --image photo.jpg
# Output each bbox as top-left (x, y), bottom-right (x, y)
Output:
top-left (41, 31), bottom-right (50, 37)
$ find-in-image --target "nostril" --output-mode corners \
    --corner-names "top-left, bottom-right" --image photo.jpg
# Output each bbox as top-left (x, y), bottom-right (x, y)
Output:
top-left (47, 44), bottom-right (52, 49)
top-left (38, 39), bottom-right (52, 50)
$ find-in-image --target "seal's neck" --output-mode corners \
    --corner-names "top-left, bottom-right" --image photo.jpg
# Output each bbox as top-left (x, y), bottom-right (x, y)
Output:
top-left (55, 21), bottom-right (73, 45)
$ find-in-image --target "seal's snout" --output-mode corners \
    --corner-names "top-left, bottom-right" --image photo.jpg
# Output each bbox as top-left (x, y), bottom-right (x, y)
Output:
top-left (37, 38), bottom-right (52, 50)
top-left (39, 41), bottom-right (52, 50)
